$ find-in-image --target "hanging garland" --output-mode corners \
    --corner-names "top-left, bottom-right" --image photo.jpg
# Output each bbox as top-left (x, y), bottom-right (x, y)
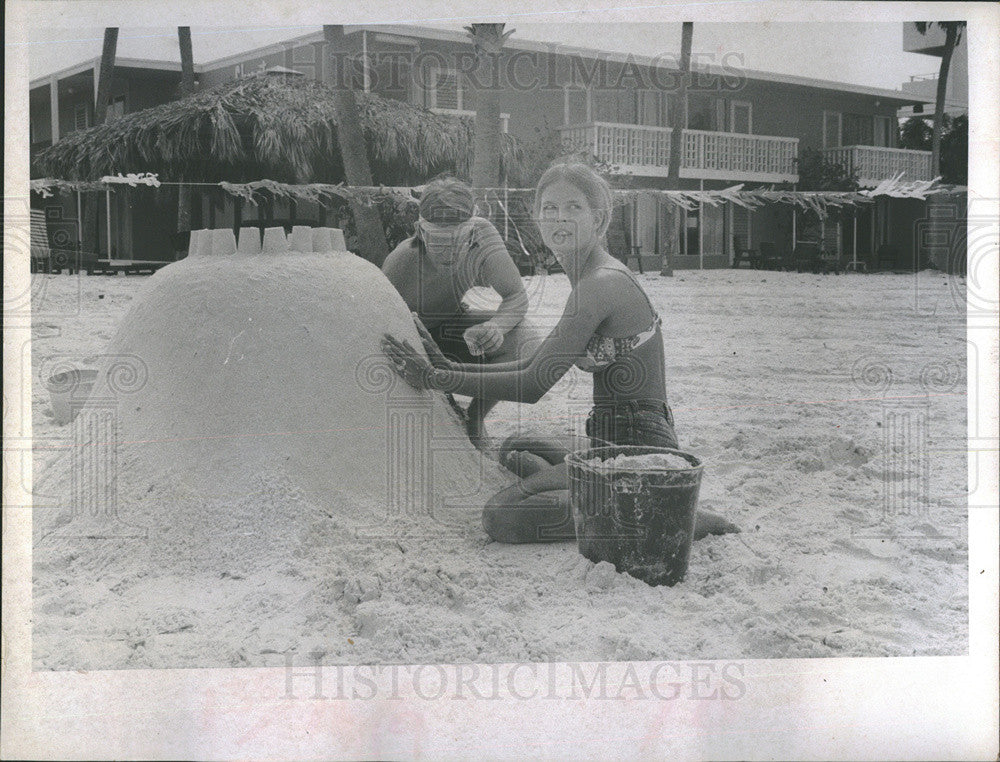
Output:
top-left (31, 173), bottom-right (954, 217)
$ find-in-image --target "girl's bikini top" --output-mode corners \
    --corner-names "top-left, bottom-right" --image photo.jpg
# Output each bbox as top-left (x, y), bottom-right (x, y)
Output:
top-left (575, 266), bottom-right (662, 373)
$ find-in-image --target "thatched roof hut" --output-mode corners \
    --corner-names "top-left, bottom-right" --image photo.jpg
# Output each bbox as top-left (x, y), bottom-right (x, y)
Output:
top-left (33, 71), bottom-right (523, 186)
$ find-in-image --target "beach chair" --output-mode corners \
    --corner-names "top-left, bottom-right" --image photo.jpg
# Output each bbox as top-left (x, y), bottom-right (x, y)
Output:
top-left (758, 241), bottom-right (786, 270)
top-left (792, 241), bottom-right (821, 273)
top-left (732, 236), bottom-right (759, 269)
top-left (817, 247), bottom-right (843, 275)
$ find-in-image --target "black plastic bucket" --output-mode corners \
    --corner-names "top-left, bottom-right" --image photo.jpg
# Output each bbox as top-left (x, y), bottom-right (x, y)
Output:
top-left (565, 445), bottom-right (704, 586)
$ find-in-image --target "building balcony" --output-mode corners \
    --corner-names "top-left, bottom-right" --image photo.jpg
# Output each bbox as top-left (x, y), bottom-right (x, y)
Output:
top-left (823, 145), bottom-right (934, 188)
top-left (558, 122), bottom-right (799, 183)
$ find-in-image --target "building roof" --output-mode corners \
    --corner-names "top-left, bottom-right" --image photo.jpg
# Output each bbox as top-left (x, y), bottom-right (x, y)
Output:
top-left (31, 56), bottom-right (185, 85)
top-left (30, 24), bottom-right (934, 105)
top-left (31, 71), bottom-right (523, 184)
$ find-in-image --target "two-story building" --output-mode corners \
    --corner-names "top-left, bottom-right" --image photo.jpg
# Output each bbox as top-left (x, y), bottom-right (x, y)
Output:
top-left (30, 24), bottom-right (936, 268)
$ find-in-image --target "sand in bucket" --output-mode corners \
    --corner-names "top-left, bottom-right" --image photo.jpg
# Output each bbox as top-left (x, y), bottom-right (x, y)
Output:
top-left (565, 445), bottom-right (704, 586)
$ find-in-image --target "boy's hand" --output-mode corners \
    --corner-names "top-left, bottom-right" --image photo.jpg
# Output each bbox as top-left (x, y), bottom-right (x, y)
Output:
top-left (463, 322), bottom-right (504, 357)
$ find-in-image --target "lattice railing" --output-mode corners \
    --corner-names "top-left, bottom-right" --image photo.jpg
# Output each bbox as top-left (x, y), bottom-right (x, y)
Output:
top-left (558, 123), bottom-right (798, 181)
top-left (823, 145), bottom-right (934, 187)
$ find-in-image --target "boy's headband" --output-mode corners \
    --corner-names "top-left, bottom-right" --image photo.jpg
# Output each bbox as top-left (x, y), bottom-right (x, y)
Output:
top-left (419, 190), bottom-right (475, 224)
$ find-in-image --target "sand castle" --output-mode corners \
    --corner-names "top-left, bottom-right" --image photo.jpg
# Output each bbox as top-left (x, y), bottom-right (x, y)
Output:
top-left (38, 226), bottom-right (509, 552)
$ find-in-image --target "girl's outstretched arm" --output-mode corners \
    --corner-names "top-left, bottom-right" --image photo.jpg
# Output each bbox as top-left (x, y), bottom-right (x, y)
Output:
top-left (385, 276), bottom-right (610, 404)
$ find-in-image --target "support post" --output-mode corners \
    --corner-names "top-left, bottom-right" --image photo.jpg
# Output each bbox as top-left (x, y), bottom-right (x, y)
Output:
top-left (49, 76), bottom-right (60, 144)
top-left (698, 179), bottom-right (704, 270)
top-left (76, 191), bottom-right (83, 248)
top-left (105, 187), bottom-right (112, 260)
top-left (852, 212), bottom-right (858, 270)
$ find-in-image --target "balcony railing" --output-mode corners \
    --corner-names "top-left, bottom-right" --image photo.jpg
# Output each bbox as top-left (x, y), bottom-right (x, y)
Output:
top-left (823, 145), bottom-right (934, 188)
top-left (558, 122), bottom-right (799, 183)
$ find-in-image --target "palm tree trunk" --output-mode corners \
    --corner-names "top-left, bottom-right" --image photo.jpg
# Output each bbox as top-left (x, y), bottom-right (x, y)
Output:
top-left (662, 22), bottom-right (692, 275)
top-left (931, 24), bottom-right (957, 178)
top-left (94, 28), bottom-right (118, 125)
top-left (323, 25), bottom-right (389, 265)
top-left (469, 24), bottom-right (505, 188)
top-left (178, 27), bottom-right (195, 94)
top-left (176, 27), bottom-right (195, 244)
top-left (84, 28), bottom-right (118, 258)
top-left (666, 23), bottom-right (692, 187)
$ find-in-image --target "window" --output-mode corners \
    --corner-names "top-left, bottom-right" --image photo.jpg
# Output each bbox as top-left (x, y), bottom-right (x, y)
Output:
top-left (687, 94), bottom-right (721, 131)
top-left (874, 115), bottom-right (892, 147)
top-left (370, 52), bottom-right (412, 102)
top-left (73, 102), bottom-right (89, 131)
top-left (637, 90), bottom-right (669, 127)
top-left (422, 63), bottom-right (508, 132)
top-left (730, 101), bottom-right (752, 133)
top-left (422, 64), bottom-right (466, 111)
top-left (843, 113), bottom-right (874, 146)
top-left (822, 110), bottom-right (842, 148)
top-left (591, 89), bottom-right (635, 123)
top-left (688, 93), bottom-right (724, 131)
top-left (106, 95), bottom-right (126, 121)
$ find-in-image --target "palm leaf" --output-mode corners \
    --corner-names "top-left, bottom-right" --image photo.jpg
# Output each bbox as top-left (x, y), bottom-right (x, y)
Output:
top-left (33, 71), bottom-right (524, 186)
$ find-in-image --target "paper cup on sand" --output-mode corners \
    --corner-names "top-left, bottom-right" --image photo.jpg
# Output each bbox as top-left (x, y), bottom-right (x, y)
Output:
top-left (211, 228), bottom-right (237, 256)
top-left (187, 229), bottom-right (210, 258)
top-left (46, 368), bottom-right (100, 425)
top-left (290, 225), bottom-right (314, 253)
top-left (237, 227), bottom-right (262, 256)
top-left (261, 227), bottom-right (289, 254)
top-left (328, 228), bottom-right (347, 250)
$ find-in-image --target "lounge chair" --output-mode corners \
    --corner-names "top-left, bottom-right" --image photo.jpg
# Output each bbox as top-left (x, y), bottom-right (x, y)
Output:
top-left (758, 241), bottom-right (786, 270)
top-left (732, 236), bottom-right (759, 269)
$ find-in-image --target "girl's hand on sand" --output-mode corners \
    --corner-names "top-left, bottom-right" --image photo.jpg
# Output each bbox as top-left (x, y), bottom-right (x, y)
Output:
top-left (411, 313), bottom-right (452, 369)
top-left (382, 334), bottom-right (435, 390)
top-left (463, 322), bottom-right (504, 357)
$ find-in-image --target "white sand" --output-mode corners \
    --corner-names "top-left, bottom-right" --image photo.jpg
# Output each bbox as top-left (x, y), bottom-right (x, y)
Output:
top-left (30, 267), bottom-right (968, 669)
top-left (581, 452), bottom-right (696, 471)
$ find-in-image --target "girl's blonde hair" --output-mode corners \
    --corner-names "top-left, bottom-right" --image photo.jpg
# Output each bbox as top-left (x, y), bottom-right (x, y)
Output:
top-left (533, 162), bottom-right (614, 238)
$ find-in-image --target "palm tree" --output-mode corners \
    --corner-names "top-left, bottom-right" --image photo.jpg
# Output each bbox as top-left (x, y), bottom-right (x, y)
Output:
top-left (665, 22), bottom-right (692, 188)
top-left (899, 115), bottom-right (932, 151)
top-left (84, 27), bottom-right (118, 256)
top-left (914, 21), bottom-right (965, 178)
top-left (94, 28), bottom-right (119, 124)
top-left (176, 26), bottom-right (195, 239)
top-left (465, 24), bottom-right (514, 189)
top-left (661, 21), bottom-right (692, 276)
top-left (323, 24), bottom-right (389, 265)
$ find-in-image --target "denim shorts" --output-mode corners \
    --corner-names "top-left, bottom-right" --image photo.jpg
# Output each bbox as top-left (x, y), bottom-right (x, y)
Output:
top-left (585, 400), bottom-right (679, 450)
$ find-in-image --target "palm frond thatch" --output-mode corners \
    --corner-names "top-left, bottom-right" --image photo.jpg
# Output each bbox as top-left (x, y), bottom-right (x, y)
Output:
top-left (33, 71), bottom-right (522, 186)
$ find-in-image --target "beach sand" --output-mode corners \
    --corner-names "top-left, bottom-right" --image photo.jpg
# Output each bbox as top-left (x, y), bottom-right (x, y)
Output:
top-left (29, 266), bottom-right (968, 669)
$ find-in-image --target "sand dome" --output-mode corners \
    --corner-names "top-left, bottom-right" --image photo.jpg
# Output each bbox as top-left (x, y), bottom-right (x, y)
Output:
top-left (38, 227), bottom-right (508, 551)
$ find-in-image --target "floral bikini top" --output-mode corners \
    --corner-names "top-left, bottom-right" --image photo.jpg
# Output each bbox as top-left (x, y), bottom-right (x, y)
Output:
top-left (575, 267), bottom-right (662, 373)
